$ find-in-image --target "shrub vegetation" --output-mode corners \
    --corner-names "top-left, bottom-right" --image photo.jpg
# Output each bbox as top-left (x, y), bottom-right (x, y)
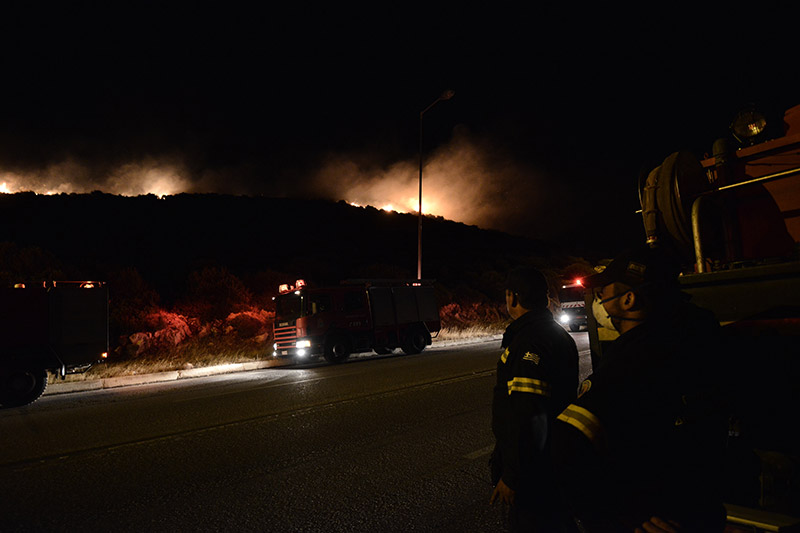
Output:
top-left (0, 193), bottom-right (594, 379)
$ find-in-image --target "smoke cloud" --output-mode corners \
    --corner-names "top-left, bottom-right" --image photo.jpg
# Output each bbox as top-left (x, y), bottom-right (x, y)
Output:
top-left (310, 129), bottom-right (563, 237)
top-left (0, 129), bottom-right (566, 238)
top-left (0, 156), bottom-right (196, 197)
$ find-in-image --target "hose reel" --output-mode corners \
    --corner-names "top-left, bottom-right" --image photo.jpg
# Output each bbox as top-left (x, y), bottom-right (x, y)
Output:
top-left (640, 151), bottom-right (709, 260)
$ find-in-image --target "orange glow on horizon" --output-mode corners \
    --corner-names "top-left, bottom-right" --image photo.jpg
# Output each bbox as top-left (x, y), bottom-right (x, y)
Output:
top-left (0, 159), bottom-right (191, 197)
top-left (2, 130), bottom-right (544, 235)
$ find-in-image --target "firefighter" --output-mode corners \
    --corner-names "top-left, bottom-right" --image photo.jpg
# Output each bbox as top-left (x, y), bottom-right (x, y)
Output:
top-left (552, 245), bottom-right (728, 532)
top-left (490, 266), bottom-right (579, 532)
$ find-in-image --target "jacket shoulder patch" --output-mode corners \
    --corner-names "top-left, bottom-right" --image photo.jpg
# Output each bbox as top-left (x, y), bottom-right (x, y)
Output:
top-left (522, 351), bottom-right (541, 365)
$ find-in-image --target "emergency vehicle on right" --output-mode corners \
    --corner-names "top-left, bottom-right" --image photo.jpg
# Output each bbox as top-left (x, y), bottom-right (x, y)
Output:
top-left (588, 103), bottom-right (800, 530)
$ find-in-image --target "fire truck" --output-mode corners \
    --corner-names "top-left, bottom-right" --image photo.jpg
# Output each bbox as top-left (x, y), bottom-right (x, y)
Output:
top-left (587, 104), bottom-right (800, 528)
top-left (272, 279), bottom-right (441, 363)
top-left (557, 279), bottom-right (588, 332)
top-left (0, 281), bottom-right (109, 407)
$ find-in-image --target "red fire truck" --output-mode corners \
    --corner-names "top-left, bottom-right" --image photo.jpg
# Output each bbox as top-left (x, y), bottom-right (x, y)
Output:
top-left (588, 103), bottom-right (800, 528)
top-left (557, 279), bottom-right (588, 332)
top-left (1, 281), bottom-right (109, 407)
top-left (272, 279), bottom-right (441, 363)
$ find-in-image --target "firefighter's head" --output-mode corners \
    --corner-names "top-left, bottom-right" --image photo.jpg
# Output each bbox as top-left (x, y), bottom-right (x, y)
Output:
top-left (505, 266), bottom-right (548, 318)
top-left (585, 245), bottom-right (681, 334)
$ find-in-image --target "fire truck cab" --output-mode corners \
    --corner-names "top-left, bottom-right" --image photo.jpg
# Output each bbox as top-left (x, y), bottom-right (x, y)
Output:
top-left (272, 279), bottom-right (441, 363)
top-left (557, 279), bottom-right (588, 332)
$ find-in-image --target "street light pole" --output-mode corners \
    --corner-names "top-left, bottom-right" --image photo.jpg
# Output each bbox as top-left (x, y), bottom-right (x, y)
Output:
top-left (418, 89), bottom-right (454, 280)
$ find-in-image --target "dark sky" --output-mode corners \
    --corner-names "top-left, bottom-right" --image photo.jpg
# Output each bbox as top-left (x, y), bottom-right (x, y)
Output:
top-left (1, 3), bottom-right (796, 254)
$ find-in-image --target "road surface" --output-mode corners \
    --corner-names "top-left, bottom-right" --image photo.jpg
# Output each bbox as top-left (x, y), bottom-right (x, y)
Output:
top-left (0, 333), bottom-right (590, 532)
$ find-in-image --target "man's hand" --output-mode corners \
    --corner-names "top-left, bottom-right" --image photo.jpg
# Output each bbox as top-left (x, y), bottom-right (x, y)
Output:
top-left (634, 516), bottom-right (681, 533)
top-left (489, 478), bottom-right (515, 506)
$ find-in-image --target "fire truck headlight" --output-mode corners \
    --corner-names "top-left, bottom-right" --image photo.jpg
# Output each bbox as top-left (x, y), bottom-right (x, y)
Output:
top-left (297, 348), bottom-right (307, 357)
top-left (559, 313), bottom-right (571, 324)
top-left (296, 340), bottom-right (311, 348)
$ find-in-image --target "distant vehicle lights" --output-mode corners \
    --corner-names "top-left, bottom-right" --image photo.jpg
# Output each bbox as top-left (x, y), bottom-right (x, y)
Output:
top-left (561, 278), bottom-right (584, 290)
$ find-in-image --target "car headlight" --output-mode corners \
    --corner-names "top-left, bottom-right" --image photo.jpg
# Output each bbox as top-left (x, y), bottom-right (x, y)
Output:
top-left (296, 340), bottom-right (311, 348)
top-left (559, 313), bottom-right (571, 324)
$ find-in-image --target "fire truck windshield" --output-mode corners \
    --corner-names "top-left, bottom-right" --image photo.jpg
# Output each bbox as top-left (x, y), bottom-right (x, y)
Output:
top-left (559, 286), bottom-right (585, 303)
top-left (275, 291), bottom-right (332, 321)
top-left (275, 292), bottom-right (304, 321)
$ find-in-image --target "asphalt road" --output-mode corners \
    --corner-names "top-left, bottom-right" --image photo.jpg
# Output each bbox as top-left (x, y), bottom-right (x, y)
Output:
top-left (0, 333), bottom-right (590, 532)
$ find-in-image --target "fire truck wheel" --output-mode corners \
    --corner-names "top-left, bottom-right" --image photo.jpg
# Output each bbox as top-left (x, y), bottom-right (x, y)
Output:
top-left (569, 323), bottom-right (581, 332)
top-left (0, 367), bottom-right (48, 408)
top-left (324, 335), bottom-right (351, 363)
top-left (401, 328), bottom-right (429, 355)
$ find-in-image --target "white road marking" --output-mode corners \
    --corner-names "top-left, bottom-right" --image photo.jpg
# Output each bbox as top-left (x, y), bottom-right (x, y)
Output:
top-left (464, 444), bottom-right (494, 460)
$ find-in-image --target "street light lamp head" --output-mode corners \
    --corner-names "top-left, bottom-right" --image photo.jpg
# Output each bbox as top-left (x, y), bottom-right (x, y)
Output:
top-left (441, 89), bottom-right (455, 100)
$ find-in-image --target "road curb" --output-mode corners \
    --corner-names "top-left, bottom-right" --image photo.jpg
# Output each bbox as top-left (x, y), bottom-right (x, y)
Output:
top-left (430, 334), bottom-right (502, 349)
top-left (43, 335), bottom-right (503, 397)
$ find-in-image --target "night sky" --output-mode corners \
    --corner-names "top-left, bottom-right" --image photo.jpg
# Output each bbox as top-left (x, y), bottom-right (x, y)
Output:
top-left (1, 4), bottom-right (796, 255)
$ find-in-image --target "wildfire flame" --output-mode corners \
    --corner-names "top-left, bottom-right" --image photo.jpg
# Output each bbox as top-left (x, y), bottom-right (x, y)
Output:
top-left (317, 132), bottom-right (516, 226)
top-left (0, 157), bottom-right (192, 197)
top-left (0, 129), bottom-right (559, 236)
top-left (349, 198), bottom-right (440, 215)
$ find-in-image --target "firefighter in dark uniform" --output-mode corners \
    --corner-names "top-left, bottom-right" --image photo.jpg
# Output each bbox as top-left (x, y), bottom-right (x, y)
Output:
top-left (490, 266), bottom-right (579, 532)
top-left (552, 246), bottom-right (728, 533)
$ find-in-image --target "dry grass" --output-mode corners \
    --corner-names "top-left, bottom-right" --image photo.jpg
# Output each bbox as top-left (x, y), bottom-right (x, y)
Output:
top-left (62, 336), bottom-right (271, 381)
top-left (435, 324), bottom-right (505, 341)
